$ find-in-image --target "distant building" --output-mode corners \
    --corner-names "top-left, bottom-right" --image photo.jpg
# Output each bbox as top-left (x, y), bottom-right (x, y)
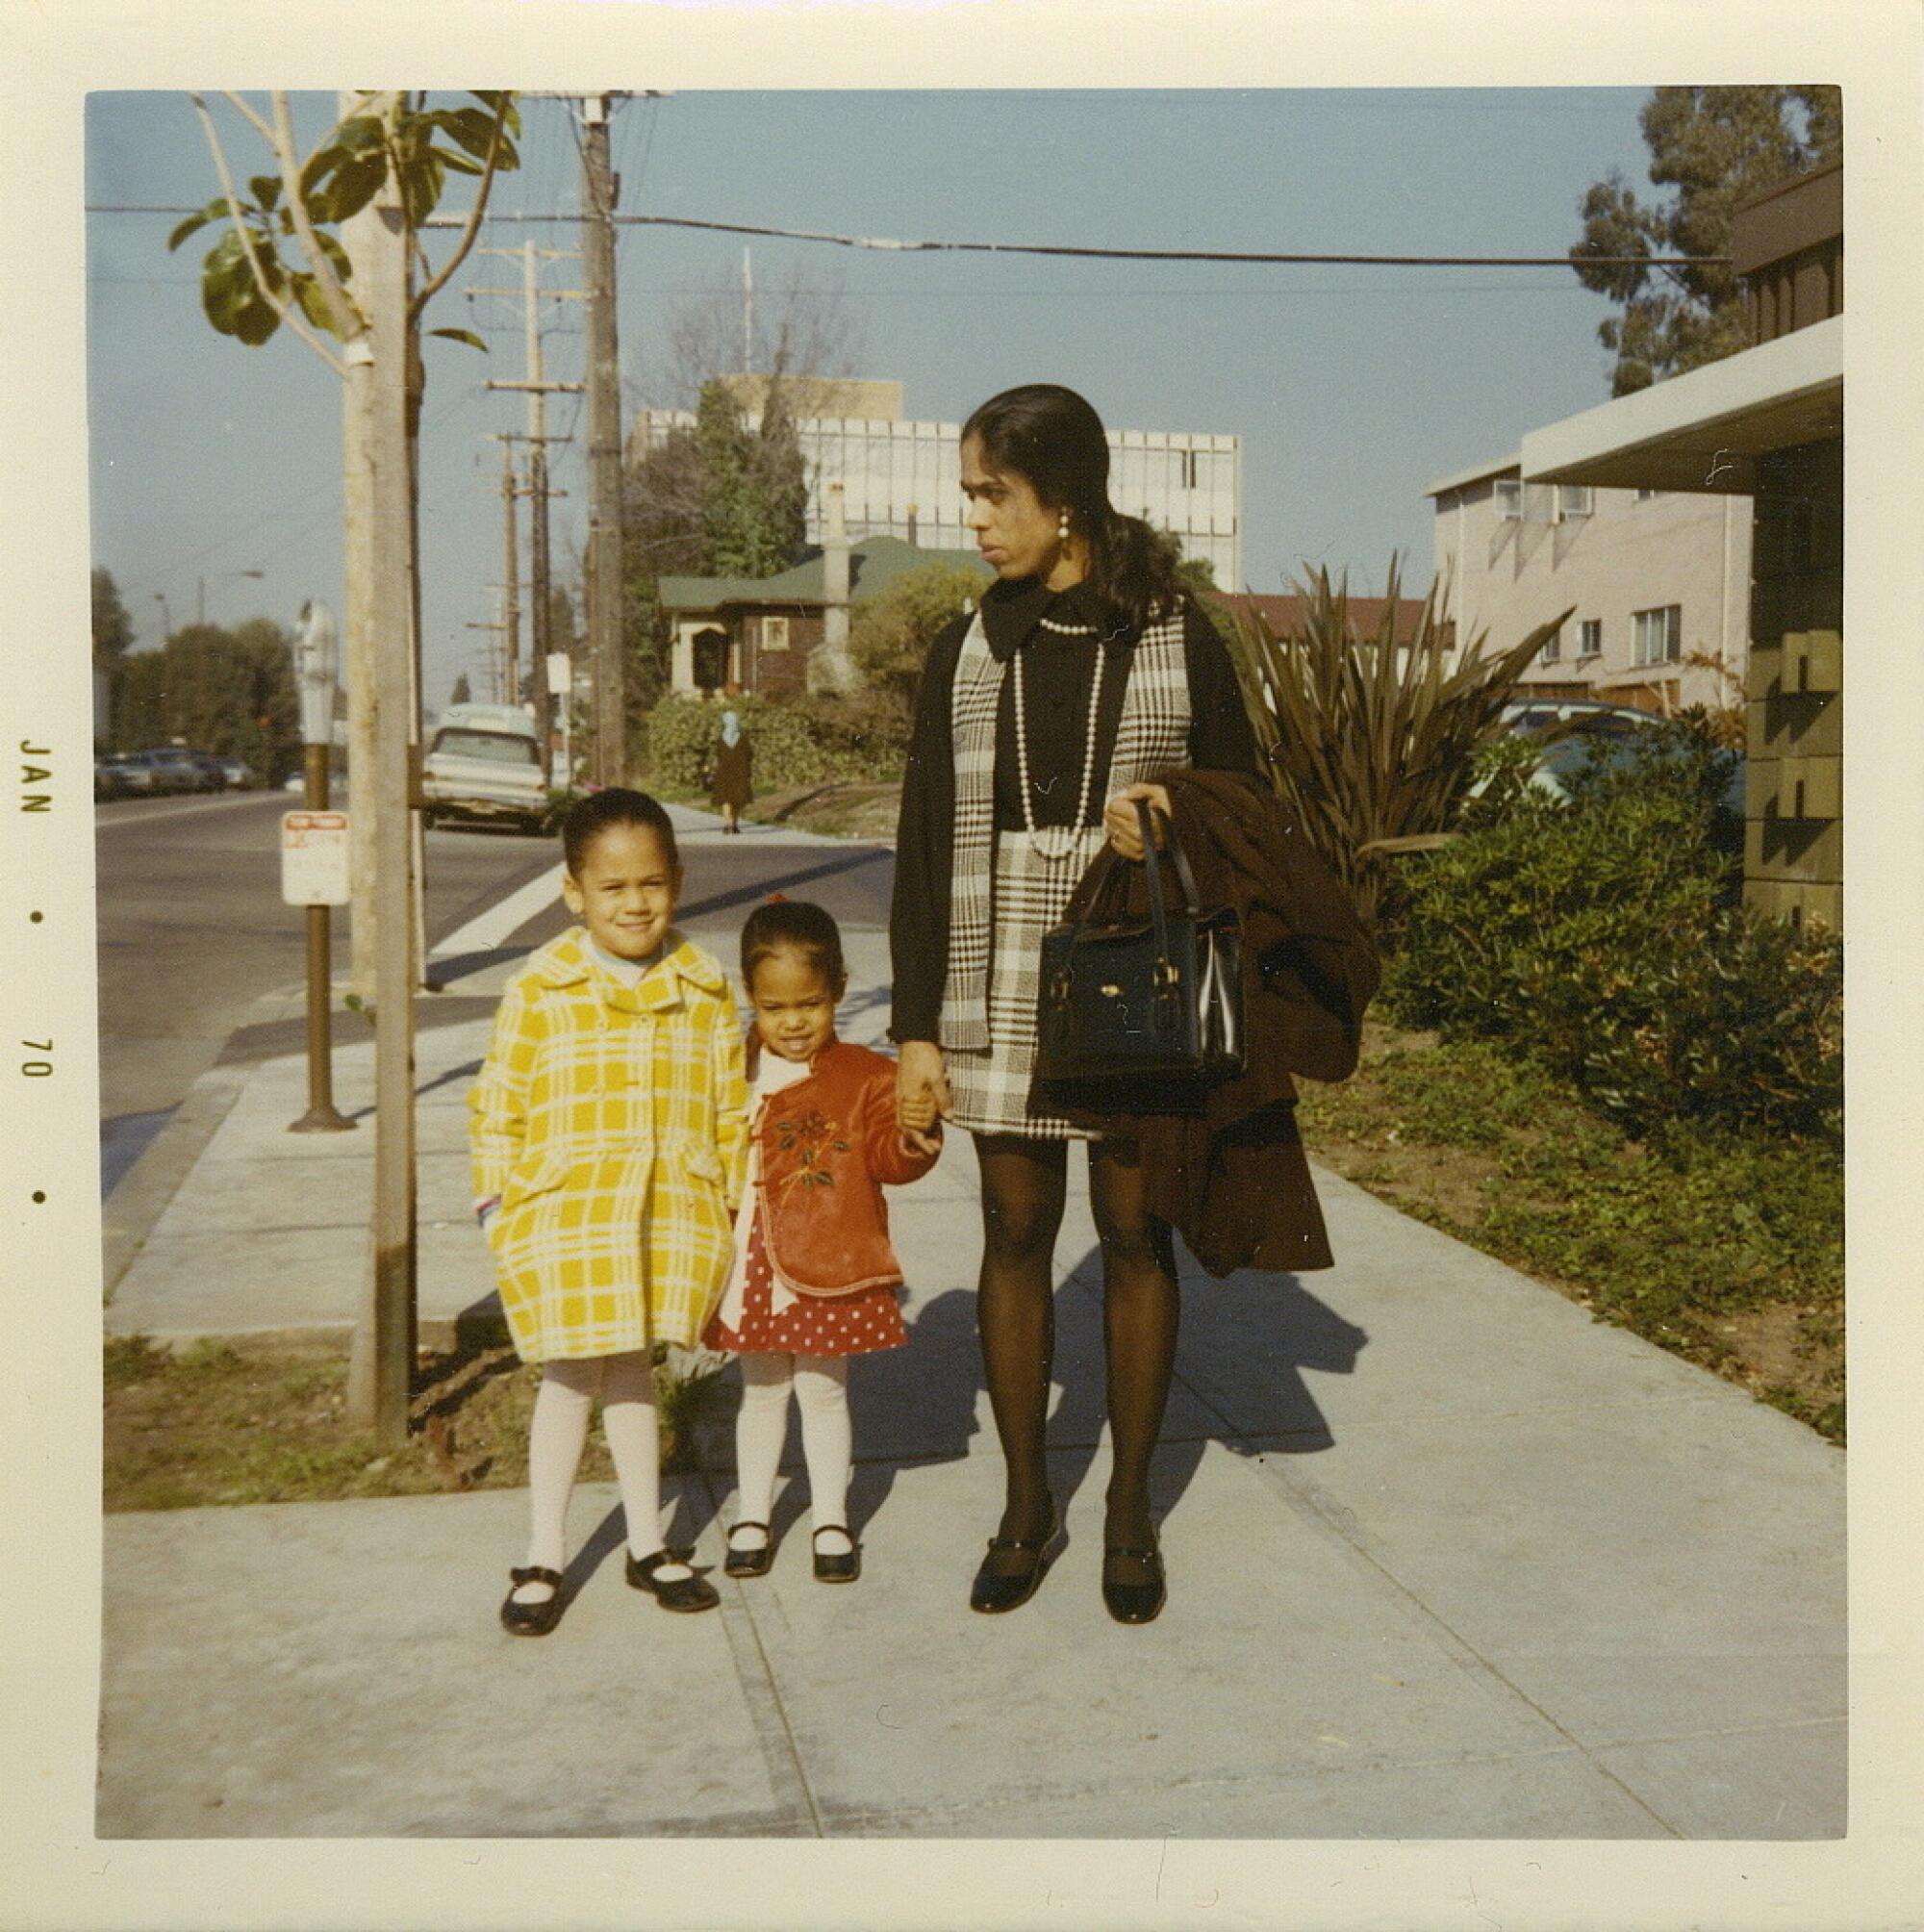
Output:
top-left (656, 524), bottom-right (990, 701)
top-left (1213, 591), bottom-right (1436, 648)
top-left (631, 376), bottom-right (1243, 588)
top-left (1423, 457), bottom-right (1752, 717)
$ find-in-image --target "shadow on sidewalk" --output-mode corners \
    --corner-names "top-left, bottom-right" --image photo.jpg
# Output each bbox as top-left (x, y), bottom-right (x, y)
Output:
top-left (693, 1258), bottom-right (1369, 1549)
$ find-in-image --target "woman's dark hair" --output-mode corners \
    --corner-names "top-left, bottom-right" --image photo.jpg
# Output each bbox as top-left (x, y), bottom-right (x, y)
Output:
top-left (561, 786), bottom-right (679, 877)
top-left (741, 899), bottom-right (847, 992)
top-left (961, 383), bottom-right (1185, 637)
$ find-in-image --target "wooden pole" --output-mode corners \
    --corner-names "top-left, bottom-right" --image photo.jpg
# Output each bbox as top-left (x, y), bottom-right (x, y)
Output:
top-left (289, 743), bottom-right (354, 1133)
top-left (345, 122), bottom-right (418, 1445)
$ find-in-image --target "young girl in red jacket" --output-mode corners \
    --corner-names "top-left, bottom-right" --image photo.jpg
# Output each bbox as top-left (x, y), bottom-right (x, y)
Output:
top-left (703, 900), bottom-right (941, 1583)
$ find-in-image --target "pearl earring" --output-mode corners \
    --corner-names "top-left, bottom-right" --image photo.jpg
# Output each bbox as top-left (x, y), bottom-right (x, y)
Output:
top-left (1057, 509), bottom-right (1071, 542)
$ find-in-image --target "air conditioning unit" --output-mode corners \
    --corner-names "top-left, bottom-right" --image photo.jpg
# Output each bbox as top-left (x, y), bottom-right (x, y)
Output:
top-left (1555, 486), bottom-right (1595, 523)
top-left (1493, 479), bottom-right (1523, 521)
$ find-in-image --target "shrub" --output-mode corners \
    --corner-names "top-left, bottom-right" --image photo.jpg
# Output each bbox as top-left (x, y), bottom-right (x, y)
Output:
top-left (848, 560), bottom-right (986, 709)
top-left (644, 692), bottom-right (881, 795)
top-left (1388, 723), bottom-right (1839, 1141)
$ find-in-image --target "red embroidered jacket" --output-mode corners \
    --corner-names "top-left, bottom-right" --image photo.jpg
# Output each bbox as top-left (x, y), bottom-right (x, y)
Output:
top-left (755, 1039), bottom-right (940, 1296)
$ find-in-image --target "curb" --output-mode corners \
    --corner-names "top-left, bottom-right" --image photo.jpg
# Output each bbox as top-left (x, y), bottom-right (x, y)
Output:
top-left (100, 980), bottom-right (309, 1301)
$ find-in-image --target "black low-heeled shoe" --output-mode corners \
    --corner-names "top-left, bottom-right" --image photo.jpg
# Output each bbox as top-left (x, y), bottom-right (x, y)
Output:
top-left (625, 1546), bottom-right (721, 1614)
top-left (724, 1521), bottom-right (773, 1579)
top-left (1101, 1543), bottom-right (1167, 1625)
top-left (812, 1525), bottom-right (861, 1584)
top-left (500, 1564), bottom-right (566, 1637)
top-left (969, 1509), bottom-right (1061, 1614)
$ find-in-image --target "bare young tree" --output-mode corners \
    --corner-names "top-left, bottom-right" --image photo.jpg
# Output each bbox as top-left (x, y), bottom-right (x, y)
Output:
top-left (637, 257), bottom-right (866, 415)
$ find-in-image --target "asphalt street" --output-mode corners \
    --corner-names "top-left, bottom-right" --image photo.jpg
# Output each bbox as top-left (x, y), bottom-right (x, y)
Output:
top-left (92, 791), bottom-right (897, 1193)
top-left (94, 789), bottom-right (558, 1185)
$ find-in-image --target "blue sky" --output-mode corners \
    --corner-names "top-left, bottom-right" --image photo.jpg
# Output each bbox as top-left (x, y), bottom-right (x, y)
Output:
top-left (87, 88), bottom-right (1656, 707)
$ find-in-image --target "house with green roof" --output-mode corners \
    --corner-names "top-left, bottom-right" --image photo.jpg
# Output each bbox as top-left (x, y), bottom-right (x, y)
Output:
top-left (657, 530), bottom-right (988, 699)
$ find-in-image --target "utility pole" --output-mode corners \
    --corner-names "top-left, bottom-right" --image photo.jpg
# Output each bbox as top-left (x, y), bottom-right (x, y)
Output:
top-left (580, 93), bottom-right (627, 787)
top-left (495, 443), bottom-right (521, 703)
top-left (474, 243), bottom-right (582, 786)
top-left (465, 597), bottom-right (510, 703)
top-left (346, 111), bottom-right (418, 1446)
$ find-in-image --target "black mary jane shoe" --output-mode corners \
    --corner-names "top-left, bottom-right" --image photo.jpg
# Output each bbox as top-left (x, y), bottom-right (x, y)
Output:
top-left (811, 1525), bottom-right (861, 1584)
top-left (499, 1564), bottom-right (566, 1638)
top-left (724, 1521), bottom-right (774, 1579)
top-left (1101, 1543), bottom-right (1167, 1626)
top-left (969, 1510), bottom-right (1061, 1615)
top-left (625, 1546), bottom-right (721, 1614)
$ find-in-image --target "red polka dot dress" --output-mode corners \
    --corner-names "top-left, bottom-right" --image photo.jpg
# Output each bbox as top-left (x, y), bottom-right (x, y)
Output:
top-left (703, 1203), bottom-right (906, 1357)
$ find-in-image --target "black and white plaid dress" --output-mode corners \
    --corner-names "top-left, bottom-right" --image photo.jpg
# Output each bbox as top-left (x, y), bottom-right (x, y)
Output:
top-left (940, 605), bottom-right (1193, 1140)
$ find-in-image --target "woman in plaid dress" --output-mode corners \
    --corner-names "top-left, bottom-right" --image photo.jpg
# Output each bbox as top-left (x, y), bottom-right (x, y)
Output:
top-left (470, 789), bottom-right (749, 1636)
top-left (889, 385), bottom-right (1259, 1626)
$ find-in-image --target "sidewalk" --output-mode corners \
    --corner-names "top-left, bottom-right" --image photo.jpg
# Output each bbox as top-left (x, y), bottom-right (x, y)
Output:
top-left (96, 805), bottom-right (1846, 1840)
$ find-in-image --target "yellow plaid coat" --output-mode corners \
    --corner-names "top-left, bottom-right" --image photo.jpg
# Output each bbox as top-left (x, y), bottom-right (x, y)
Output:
top-left (468, 928), bottom-right (749, 1362)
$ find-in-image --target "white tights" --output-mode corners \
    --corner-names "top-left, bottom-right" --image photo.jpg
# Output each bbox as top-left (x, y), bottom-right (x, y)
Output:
top-left (732, 1353), bottom-right (852, 1556)
top-left (513, 1350), bottom-right (685, 1605)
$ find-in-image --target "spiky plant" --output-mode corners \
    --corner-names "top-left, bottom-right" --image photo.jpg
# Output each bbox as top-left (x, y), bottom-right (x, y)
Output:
top-left (1222, 561), bottom-right (1569, 932)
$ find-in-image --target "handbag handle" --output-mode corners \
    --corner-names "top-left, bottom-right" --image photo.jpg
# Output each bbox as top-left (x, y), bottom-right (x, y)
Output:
top-left (1045, 795), bottom-right (1203, 993)
top-left (1133, 796), bottom-right (1205, 908)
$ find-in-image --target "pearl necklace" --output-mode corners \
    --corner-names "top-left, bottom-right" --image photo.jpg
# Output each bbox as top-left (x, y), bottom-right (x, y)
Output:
top-left (1011, 623), bottom-right (1105, 864)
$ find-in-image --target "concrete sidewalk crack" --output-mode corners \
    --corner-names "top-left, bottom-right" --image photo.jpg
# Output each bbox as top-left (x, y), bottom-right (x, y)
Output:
top-left (700, 1469), bottom-right (825, 1838)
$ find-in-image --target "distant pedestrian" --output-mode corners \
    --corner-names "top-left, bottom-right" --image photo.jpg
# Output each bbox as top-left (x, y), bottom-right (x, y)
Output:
top-left (469, 787), bottom-right (749, 1636)
top-left (703, 900), bottom-right (941, 1583)
top-left (708, 693), bottom-right (753, 835)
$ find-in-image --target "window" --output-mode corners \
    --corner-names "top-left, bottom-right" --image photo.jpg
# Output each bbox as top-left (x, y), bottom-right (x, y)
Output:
top-left (1540, 622), bottom-right (1563, 665)
top-left (1556, 485), bottom-right (1594, 521)
top-left (1632, 604), bottom-right (1683, 667)
top-left (1178, 449), bottom-right (1199, 491)
top-left (1493, 477), bottom-right (1523, 520)
top-left (1578, 619), bottom-right (1603, 659)
top-left (1636, 487), bottom-right (1662, 502)
top-left (762, 615), bottom-right (790, 652)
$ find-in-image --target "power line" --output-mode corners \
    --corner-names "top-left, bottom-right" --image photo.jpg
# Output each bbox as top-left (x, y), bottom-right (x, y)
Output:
top-left (82, 206), bottom-right (1727, 268)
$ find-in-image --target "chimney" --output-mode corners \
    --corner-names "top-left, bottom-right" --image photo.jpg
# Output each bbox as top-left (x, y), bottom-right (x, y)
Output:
top-left (811, 481), bottom-right (856, 694)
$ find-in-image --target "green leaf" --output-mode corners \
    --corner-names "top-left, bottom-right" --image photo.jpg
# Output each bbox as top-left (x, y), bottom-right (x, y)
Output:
top-left (433, 147), bottom-right (485, 178)
top-left (248, 174), bottom-right (282, 212)
top-left (166, 197), bottom-right (229, 252)
top-left (431, 105), bottom-right (504, 163)
top-left (427, 326), bottom-right (488, 351)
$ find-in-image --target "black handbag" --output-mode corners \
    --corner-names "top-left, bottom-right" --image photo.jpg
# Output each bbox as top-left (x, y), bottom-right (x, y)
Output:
top-left (1034, 799), bottom-right (1245, 1106)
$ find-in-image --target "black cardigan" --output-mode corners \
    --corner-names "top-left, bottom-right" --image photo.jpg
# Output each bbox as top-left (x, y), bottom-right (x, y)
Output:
top-left (888, 575), bottom-right (1257, 1045)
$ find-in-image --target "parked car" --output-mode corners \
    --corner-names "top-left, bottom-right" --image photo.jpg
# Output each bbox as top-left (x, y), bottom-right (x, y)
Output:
top-left (1495, 699), bottom-right (1662, 801)
top-left (208, 753), bottom-right (256, 789)
top-left (146, 747), bottom-right (215, 793)
top-left (420, 703), bottom-right (550, 833)
top-left (104, 747), bottom-right (204, 796)
top-left (1493, 699), bottom-right (1745, 819)
top-left (95, 751), bottom-right (142, 798)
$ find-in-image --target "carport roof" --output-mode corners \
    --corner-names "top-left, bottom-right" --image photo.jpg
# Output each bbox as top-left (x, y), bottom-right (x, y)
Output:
top-left (1520, 314), bottom-right (1841, 496)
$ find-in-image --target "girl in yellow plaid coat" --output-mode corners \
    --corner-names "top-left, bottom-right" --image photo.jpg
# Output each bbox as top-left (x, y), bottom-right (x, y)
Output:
top-left (470, 790), bottom-right (748, 1635)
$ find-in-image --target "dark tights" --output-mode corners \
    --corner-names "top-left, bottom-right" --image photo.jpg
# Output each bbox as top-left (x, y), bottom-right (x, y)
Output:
top-left (975, 1134), bottom-right (1180, 1566)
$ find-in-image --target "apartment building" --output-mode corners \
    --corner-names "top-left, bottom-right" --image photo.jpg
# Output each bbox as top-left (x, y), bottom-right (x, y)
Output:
top-left (631, 376), bottom-right (1243, 588)
top-left (1424, 458), bottom-right (1751, 716)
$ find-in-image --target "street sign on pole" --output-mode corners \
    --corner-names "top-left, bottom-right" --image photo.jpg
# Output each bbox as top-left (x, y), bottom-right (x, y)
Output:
top-left (546, 650), bottom-right (572, 693)
top-left (282, 811), bottom-right (352, 905)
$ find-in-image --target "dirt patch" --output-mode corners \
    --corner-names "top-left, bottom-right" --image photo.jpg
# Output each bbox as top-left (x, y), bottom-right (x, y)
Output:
top-left (104, 1334), bottom-right (731, 1513)
top-left (746, 780), bottom-right (901, 841)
